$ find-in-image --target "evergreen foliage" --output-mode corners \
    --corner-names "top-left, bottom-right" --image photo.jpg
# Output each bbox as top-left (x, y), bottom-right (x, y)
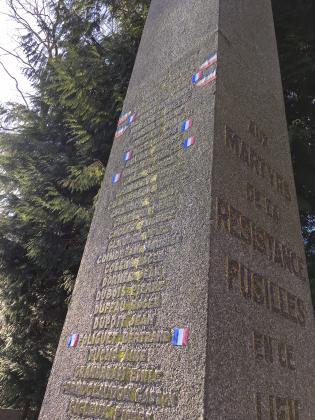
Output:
top-left (272, 0), bottom-right (315, 311)
top-left (0, 0), bottom-right (149, 414)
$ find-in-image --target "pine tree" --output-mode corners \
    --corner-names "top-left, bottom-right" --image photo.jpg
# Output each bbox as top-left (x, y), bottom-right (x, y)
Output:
top-left (0, 0), bottom-right (150, 414)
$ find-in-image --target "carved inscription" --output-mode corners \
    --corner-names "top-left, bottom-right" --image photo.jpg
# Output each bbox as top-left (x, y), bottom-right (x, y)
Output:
top-left (221, 119), bottom-right (309, 417)
top-left (225, 125), bottom-right (291, 202)
top-left (64, 381), bottom-right (178, 407)
top-left (68, 399), bottom-right (154, 419)
top-left (253, 331), bottom-right (296, 370)
top-left (248, 120), bottom-right (269, 147)
top-left (226, 257), bottom-right (306, 326)
top-left (87, 348), bottom-right (148, 363)
top-left (256, 394), bottom-right (300, 420)
top-left (62, 60), bottom-right (200, 417)
top-left (216, 197), bottom-right (306, 281)
top-left (75, 364), bottom-right (163, 383)
top-left (246, 183), bottom-right (280, 223)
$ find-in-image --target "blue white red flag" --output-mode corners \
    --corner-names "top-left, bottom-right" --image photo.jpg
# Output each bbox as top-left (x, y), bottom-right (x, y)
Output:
top-left (195, 66), bottom-right (217, 87)
top-left (118, 111), bottom-right (131, 126)
top-left (115, 126), bottom-right (127, 139)
top-left (128, 114), bottom-right (136, 124)
top-left (200, 52), bottom-right (218, 70)
top-left (192, 71), bottom-right (203, 85)
top-left (123, 150), bottom-right (133, 161)
top-left (181, 119), bottom-right (193, 133)
top-left (67, 334), bottom-right (79, 348)
top-left (183, 136), bottom-right (196, 149)
top-left (115, 112), bottom-right (136, 138)
top-left (172, 328), bottom-right (189, 346)
top-left (112, 172), bottom-right (122, 184)
top-left (192, 51), bottom-right (217, 87)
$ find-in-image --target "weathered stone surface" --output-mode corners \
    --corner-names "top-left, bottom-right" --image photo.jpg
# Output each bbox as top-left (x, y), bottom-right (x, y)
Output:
top-left (40, 0), bottom-right (315, 419)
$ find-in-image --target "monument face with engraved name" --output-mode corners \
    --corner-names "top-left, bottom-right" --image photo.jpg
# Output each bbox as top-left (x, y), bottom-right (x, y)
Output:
top-left (40, 0), bottom-right (315, 418)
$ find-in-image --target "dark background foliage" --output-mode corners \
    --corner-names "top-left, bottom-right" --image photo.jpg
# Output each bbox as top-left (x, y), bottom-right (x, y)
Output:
top-left (272, 0), bottom-right (315, 310)
top-left (0, 0), bottom-right (313, 416)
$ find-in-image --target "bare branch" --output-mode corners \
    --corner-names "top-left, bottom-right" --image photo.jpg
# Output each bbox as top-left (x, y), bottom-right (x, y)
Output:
top-left (0, 45), bottom-right (37, 74)
top-left (7, 0), bottom-right (47, 50)
top-left (0, 60), bottom-right (29, 109)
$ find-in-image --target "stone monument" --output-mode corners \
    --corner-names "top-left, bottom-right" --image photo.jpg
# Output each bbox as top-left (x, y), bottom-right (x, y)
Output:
top-left (40, 0), bottom-right (315, 418)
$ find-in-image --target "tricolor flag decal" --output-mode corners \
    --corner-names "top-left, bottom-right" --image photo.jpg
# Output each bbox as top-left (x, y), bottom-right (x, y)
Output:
top-left (172, 328), bottom-right (189, 347)
top-left (192, 71), bottom-right (203, 85)
top-left (115, 111), bottom-right (137, 138)
top-left (115, 126), bottom-right (128, 139)
top-left (183, 136), bottom-right (196, 149)
top-left (192, 51), bottom-right (217, 88)
top-left (128, 114), bottom-right (136, 125)
top-left (67, 334), bottom-right (79, 348)
top-left (195, 67), bottom-right (217, 88)
top-left (118, 111), bottom-right (132, 126)
top-left (123, 150), bottom-right (133, 162)
top-left (181, 119), bottom-right (193, 133)
top-left (200, 52), bottom-right (218, 70)
top-left (112, 172), bottom-right (122, 184)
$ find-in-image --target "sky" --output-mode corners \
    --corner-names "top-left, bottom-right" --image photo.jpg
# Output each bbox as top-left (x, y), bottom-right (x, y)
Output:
top-left (0, 0), bottom-right (32, 104)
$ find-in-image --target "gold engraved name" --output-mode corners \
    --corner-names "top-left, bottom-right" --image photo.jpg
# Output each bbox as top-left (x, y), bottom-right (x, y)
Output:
top-left (108, 210), bottom-right (175, 240)
top-left (80, 330), bottom-right (171, 347)
top-left (64, 381), bottom-right (178, 407)
top-left (68, 399), bottom-right (154, 419)
top-left (123, 154), bottom-right (180, 187)
top-left (115, 175), bottom-right (158, 199)
top-left (102, 264), bottom-right (163, 288)
top-left (96, 281), bottom-right (165, 301)
top-left (216, 197), bottom-right (306, 281)
top-left (226, 257), bottom-right (306, 326)
top-left (108, 183), bottom-right (160, 211)
top-left (93, 313), bottom-right (155, 330)
top-left (98, 244), bottom-right (147, 264)
top-left (97, 250), bottom-right (165, 270)
top-left (94, 295), bottom-right (161, 315)
top-left (225, 125), bottom-right (291, 201)
top-left (108, 225), bottom-right (172, 251)
top-left (87, 348), bottom-right (148, 363)
top-left (75, 364), bottom-right (162, 383)
top-left (97, 234), bottom-right (178, 264)
top-left (111, 196), bottom-right (176, 222)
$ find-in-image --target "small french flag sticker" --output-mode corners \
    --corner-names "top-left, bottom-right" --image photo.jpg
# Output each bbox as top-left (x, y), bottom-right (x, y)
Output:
top-left (172, 328), bottom-right (189, 347)
top-left (192, 71), bottom-right (203, 84)
top-left (118, 111), bottom-right (132, 126)
top-left (128, 114), bottom-right (136, 124)
top-left (183, 136), bottom-right (196, 149)
top-left (123, 150), bottom-right (133, 162)
top-left (200, 52), bottom-right (218, 70)
top-left (67, 334), bottom-right (79, 348)
top-left (196, 67), bottom-right (217, 87)
top-left (181, 119), bottom-right (193, 133)
top-left (112, 172), bottom-right (122, 184)
top-left (115, 127), bottom-right (126, 138)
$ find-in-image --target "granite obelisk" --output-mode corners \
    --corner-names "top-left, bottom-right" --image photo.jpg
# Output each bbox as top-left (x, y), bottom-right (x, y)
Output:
top-left (40, 0), bottom-right (315, 418)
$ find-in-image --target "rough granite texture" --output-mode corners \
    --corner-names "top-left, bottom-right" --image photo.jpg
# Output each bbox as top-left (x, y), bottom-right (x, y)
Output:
top-left (40, 0), bottom-right (315, 419)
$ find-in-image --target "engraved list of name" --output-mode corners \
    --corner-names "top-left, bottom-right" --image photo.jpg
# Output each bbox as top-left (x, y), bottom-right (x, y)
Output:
top-left (62, 49), bottom-right (208, 419)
